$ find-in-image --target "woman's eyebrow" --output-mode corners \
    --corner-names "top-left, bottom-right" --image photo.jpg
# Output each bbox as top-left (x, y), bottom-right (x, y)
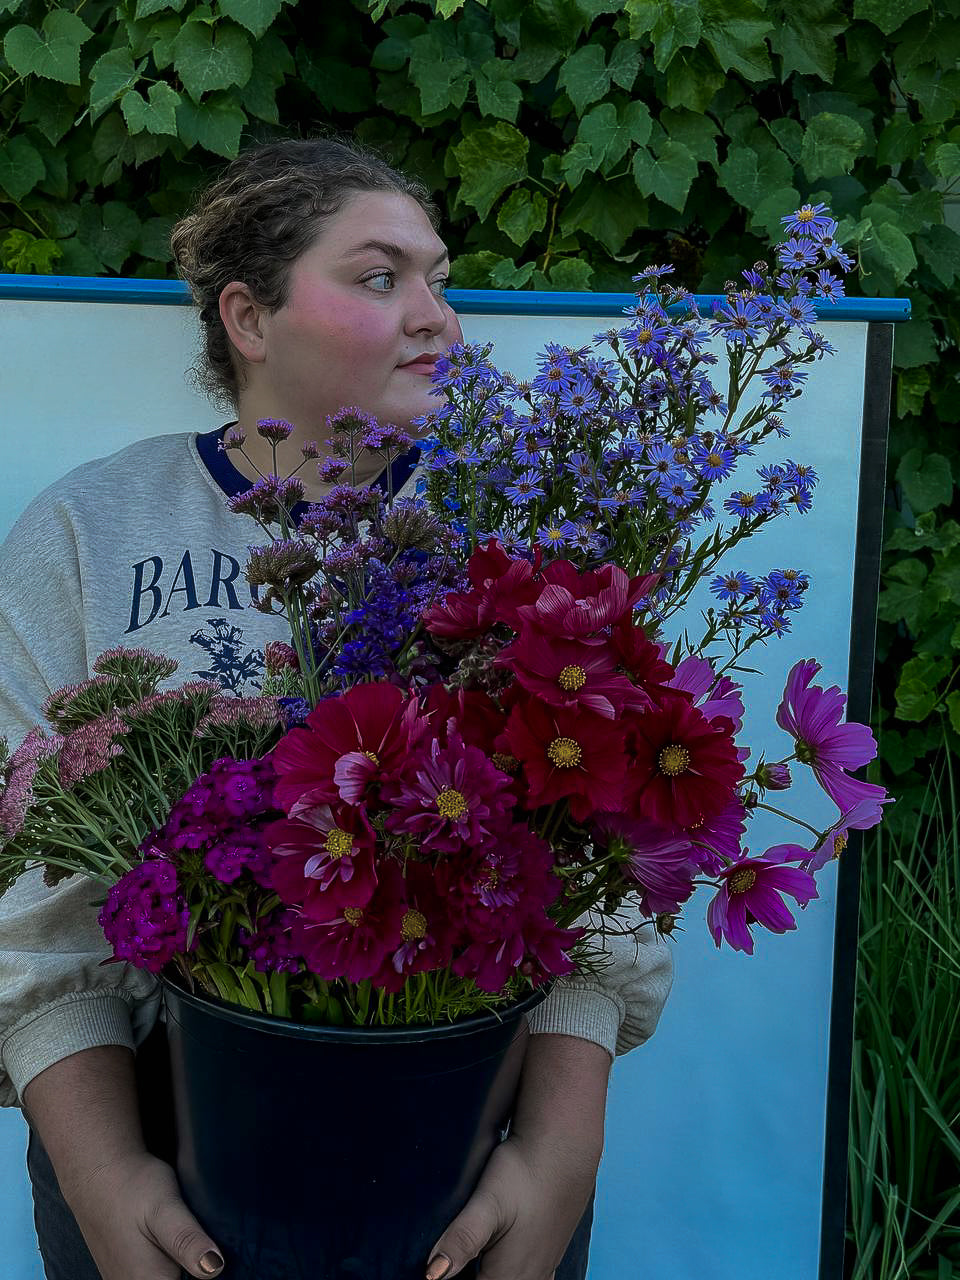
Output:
top-left (342, 240), bottom-right (449, 268)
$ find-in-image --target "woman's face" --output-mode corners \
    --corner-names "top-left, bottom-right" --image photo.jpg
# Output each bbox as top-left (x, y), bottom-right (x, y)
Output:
top-left (249, 190), bottom-right (463, 435)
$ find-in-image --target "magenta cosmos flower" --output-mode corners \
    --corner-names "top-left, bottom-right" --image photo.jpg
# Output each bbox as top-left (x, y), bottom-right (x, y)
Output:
top-left (498, 626), bottom-right (651, 719)
top-left (266, 801), bottom-right (378, 917)
top-left (594, 814), bottom-right (699, 915)
top-left (706, 851), bottom-right (818, 954)
top-left (776, 660), bottom-right (888, 822)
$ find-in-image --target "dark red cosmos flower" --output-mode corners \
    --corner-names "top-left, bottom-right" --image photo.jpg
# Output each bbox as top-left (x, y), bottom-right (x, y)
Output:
top-left (438, 824), bottom-right (559, 941)
top-left (422, 539), bottom-right (542, 639)
top-left (609, 621), bottom-right (676, 704)
top-left (266, 801), bottom-right (378, 917)
top-left (500, 697), bottom-right (628, 822)
top-left (516, 560), bottom-right (651, 639)
top-left (498, 626), bottom-right (652, 720)
top-left (270, 682), bottom-right (428, 811)
top-left (295, 858), bottom-right (408, 984)
top-left (420, 684), bottom-right (506, 754)
top-left (376, 862), bottom-right (455, 992)
top-left (452, 914), bottom-right (581, 993)
top-left (626, 696), bottom-right (744, 828)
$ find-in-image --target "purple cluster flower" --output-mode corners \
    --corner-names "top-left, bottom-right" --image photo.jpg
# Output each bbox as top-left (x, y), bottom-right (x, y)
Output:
top-left (238, 907), bottom-right (303, 973)
top-left (98, 859), bottom-right (190, 973)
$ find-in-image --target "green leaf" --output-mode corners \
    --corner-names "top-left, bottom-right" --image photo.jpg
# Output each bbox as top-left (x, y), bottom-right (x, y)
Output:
top-left (21, 80), bottom-right (76, 146)
top-left (556, 42), bottom-right (609, 113)
top-left (718, 142), bottom-right (794, 208)
top-left (78, 201), bottom-right (142, 274)
top-left (0, 228), bottom-right (61, 274)
top-left (560, 177), bottom-right (641, 254)
top-left (876, 114), bottom-right (930, 168)
top-left (608, 39), bottom-right (642, 89)
top-left (926, 141), bottom-right (960, 180)
top-left (137, 215), bottom-right (176, 262)
top-left (0, 135), bottom-right (45, 201)
top-left (947, 692), bottom-right (960, 735)
top-left (897, 448), bottom-right (954, 513)
top-left (371, 14), bottom-right (427, 72)
top-left (749, 186), bottom-right (801, 242)
top-left (574, 101), bottom-right (642, 173)
top-left (218, 0), bottom-right (284, 38)
top-left (453, 122), bottom-right (528, 220)
top-left (659, 108), bottom-right (719, 165)
top-left (408, 31), bottom-right (470, 114)
top-left (895, 654), bottom-right (951, 721)
top-left (242, 31), bottom-right (294, 123)
top-left (893, 318), bottom-right (937, 369)
top-left (877, 557), bottom-right (927, 632)
top-left (853, 0), bottom-right (928, 36)
top-left (475, 60), bottom-right (522, 122)
top-left (449, 249), bottom-right (502, 287)
top-left (148, 15), bottom-right (181, 70)
top-left (490, 258), bottom-right (537, 288)
top-left (89, 49), bottom-right (139, 123)
top-left (297, 46), bottom-right (375, 113)
top-left (547, 257), bottom-right (594, 289)
top-left (135, 0), bottom-right (188, 16)
top-left (0, 0), bottom-right (25, 14)
top-left (560, 141), bottom-right (594, 187)
top-left (896, 367), bottom-right (931, 418)
top-left (662, 48), bottom-right (725, 111)
top-left (173, 20), bottom-right (253, 101)
top-left (700, 0), bottom-right (773, 81)
top-left (917, 225), bottom-right (960, 289)
top-left (632, 139), bottom-right (698, 210)
top-left (887, 514), bottom-right (960, 553)
top-left (176, 92), bottom-right (246, 157)
top-left (122, 82), bottom-right (181, 137)
top-left (496, 187), bottom-right (547, 246)
top-left (899, 65), bottom-right (960, 125)
top-left (625, 0), bottom-right (701, 70)
top-left (863, 220), bottom-right (917, 286)
top-left (436, 0), bottom-right (470, 14)
top-left (4, 11), bottom-right (94, 86)
top-left (801, 112), bottom-right (868, 180)
top-left (769, 6), bottom-right (844, 81)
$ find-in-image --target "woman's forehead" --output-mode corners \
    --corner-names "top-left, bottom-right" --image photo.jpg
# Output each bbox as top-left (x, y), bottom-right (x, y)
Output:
top-left (317, 190), bottom-right (447, 263)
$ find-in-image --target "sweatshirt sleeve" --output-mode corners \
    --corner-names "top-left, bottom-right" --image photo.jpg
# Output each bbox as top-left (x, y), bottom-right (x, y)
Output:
top-left (526, 907), bottom-right (674, 1060)
top-left (0, 496), bottom-right (158, 1107)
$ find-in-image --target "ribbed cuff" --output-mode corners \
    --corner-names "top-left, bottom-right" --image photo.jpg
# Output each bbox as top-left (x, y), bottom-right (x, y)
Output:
top-left (526, 984), bottom-right (623, 1060)
top-left (3, 992), bottom-right (135, 1104)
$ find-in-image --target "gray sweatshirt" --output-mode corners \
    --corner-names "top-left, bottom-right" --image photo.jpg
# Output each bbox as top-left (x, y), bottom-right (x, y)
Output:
top-left (0, 429), bottom-right (673, 1106)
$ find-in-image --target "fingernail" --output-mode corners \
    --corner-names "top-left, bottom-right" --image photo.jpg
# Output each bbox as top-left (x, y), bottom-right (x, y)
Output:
top-left (426, 1254), bottom-right (451, 1280)
top-left (199, 1251), bottom-right (224, 1276)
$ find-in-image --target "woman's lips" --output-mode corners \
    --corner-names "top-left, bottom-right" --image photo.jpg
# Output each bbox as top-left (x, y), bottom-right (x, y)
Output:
top-left (397, 356), bottom-right (439, 375)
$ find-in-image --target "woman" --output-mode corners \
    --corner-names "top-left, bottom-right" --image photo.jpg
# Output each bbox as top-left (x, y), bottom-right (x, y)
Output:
top-left (0, 138), bottom-right (673, 1280)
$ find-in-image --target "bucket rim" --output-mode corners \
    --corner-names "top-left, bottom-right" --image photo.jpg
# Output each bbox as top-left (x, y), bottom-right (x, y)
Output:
top-left (160, 975), bottom-right (551, 1045)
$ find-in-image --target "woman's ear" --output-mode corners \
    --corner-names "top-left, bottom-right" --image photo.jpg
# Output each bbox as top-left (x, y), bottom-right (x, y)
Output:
top-left (219, 282), bottom-right (267, 365)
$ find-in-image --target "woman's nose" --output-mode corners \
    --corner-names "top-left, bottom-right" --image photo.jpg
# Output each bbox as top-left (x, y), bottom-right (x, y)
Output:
top-left (404, 281), bottom-right (451, 338)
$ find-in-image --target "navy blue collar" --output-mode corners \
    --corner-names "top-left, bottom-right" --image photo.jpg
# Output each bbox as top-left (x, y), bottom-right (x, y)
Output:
top-left (195, 425), bottom-right (421, 521)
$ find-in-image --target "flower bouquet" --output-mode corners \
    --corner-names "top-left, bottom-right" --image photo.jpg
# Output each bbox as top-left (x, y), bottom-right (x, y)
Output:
top-left (0, 205), bottom-right (888, 1279)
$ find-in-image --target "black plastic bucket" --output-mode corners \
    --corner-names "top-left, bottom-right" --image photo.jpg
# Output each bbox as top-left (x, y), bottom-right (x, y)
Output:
top-left (162, 980), bottom-right (547, 1280)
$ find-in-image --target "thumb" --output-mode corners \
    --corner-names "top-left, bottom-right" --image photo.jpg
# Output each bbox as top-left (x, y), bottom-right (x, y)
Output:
top-left (145, 1187), bottom-right (225, 1278)
top-left (426, 1187), bottom-right (503, 1280)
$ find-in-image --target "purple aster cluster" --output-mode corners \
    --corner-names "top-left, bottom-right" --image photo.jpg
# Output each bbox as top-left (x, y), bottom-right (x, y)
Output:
top-left (98, 859), bottom-right (190, 973)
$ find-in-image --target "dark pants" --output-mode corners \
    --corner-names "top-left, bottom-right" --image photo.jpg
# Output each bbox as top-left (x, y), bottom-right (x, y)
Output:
top-left (27, 1028), bottom-right (594, 1280)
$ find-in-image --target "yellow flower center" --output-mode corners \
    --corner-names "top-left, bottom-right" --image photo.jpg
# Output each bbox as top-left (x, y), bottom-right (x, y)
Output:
top-left (343, 907), bottom-right (364, 926)
top-left (544, 527), bottom-right (565, 542)
top-left (325, 827), bottom-right (354, 859)
top-left (637, 327), bottom-right (653, 343)
top-left (833, 832), bottom-right (847, 857)
top-left (558, 664), bottom-right (587, 691)
top-left (484, 870), bottom-right (500, 890)
top-left (492, 752), bottom-right (518, 773)
top-left (401, 909), bottom-right (427, 942)
top-left (796, 208), bottom-right (814, 222)
top-left (729, 868), bottom-right (757, 894)
top-left (436, 787), bottom-right (469, 820)
top-left (658, 744), bottom-right (691, 776)
top-left (547, 736), bottom-right (582, 768)
top-left (707, 452), bottom-right (723, 467)
top-left (363, 750), bottom-right (379, 763)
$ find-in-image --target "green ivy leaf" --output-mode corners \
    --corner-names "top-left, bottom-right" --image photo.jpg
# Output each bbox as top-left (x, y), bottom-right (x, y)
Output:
top-left (893, 317), bottom-right (937, 369)
top-left (173, 20), bottom-right (253, 101)
top-left (218, 0), bottom-right (284, 38)
top-left (20, 80), bottom-right (75, 146)
top-left (801, 112), bottom-right (867, 179)
top-left (560, 141), bottom-right (594, 187)
top-left (0, 228), bottom-right (61, 274)
top-left (453, 122), bottom-right (528, 219)
top-left (449, 249), bottom-right (502, 287)
top-left (556, 42), bottom-right (610, 113)
top-left (632, 139), bottom-right (698, 210)
top-left (176, 92), bottom-right (246, 157)
top-left (560, 176), bottom-right (641, 253)
top-left (947, 691), bottom-right (960, 734)
top-left (749, 186), bottom-right (801, 242)
top-left (297, 46), bottom-right (375, 113)
top-left (89, 49), bottom-right (140, 123)
top-left (475, 60), bottom-right (523, 122)
top-left (0, 0), bottom-right (26, 14)
top-left (0, 135), bottom-right (45, 202)
top-left (242, 31), bottom-right (294, 123)
top-left (490, 258), bottom-right (537, 288)
top-left (917, 225), bottom-right (960, 288)
top-left (122, 82), bottom-right (181, 137)
top-left (700, 0), bottom-right (773, 81)
top-left (899, 65), bottom-right (960, 125)
top-left (408, 30), bottom-right (470, 114)
top-left (135, 0), bottom-right (188, 17)
top-left (853, 0), bottom-right (928, 36)
top-left (546, 256), bottom-right (594, 289)
top-left (4, 11), bottom-right (94, 86)
top-left (718, 142), bottom-right (793, 208)
top-left (767, 117), bottom-right (803, 162)
top-left (877, 558), bottom-right (927, 632)
top-left (625, 0), bottom-right (701, 70)
top-left (897, 448), bottom-right (954, 513)
top-left (496, 187), bottom-right (548, 246)
top-left (608, 39), bottom-right (642, 89)
top-left (436, 0), bottom-right (470, 15)
top-left (769, 5), bottom-right (844, 81)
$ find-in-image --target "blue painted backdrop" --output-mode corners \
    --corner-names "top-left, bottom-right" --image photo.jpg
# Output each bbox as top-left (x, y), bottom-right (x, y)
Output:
top-left (0, 281), bottom-right (897, 1279)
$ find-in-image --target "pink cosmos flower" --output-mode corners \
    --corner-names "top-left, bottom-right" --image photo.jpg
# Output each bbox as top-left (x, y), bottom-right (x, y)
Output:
top-left (776, 660), bottom-right (888, 821)
top-left (667, 655), bottom-right (745, 732)
top-left (706, 851), bottom-right (818, 954)
top-left (266, 801), bottom-right (378, 917)
top-left (439, 824), bottom-right (560, 941)
top-left (422, 539), bottom-right (542, 638)
top-left (452, 913), bottom-right (581, 993)
top-left (776, 797), bottom-right (885, 875)
top-left (295, 859), bottom-right (408, 984)
top-left (379, 862), bottom-right (455, 990)
top-left (686, 796), bottom-right (747, 874)
top-left (516, 560), bottom-right (650, 639)
top-left (594, 814), bottom-right (698, 915)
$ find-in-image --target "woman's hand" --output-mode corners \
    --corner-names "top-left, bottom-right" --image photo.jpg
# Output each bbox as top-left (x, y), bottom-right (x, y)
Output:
top-left (426, 1031), bottom-right (610, 1280)
top-left (62, 1149), bottom-right (224, 1280)
top-left (23, 1044), bottom-right (223, 1279)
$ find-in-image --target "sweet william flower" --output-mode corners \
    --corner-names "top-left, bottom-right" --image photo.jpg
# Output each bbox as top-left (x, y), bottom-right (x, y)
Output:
top-left (707, 851), bottom-right (818, 954)
top-left (99, 859), bottom-right (190, 973)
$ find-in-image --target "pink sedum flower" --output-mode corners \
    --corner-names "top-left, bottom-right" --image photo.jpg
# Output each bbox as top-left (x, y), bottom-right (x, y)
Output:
top-left (707, 851), bottom-right (818, 954)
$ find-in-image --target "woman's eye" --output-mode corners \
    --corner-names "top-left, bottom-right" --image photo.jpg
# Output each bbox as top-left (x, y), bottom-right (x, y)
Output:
top-left (430, 277), bottom-right (449, 298)
top-left (363, 271), bottom-right (394, 292)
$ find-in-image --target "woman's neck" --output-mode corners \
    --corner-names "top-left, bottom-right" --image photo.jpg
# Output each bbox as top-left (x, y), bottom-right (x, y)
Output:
top-left (230, 417), bottom-right (388, 502)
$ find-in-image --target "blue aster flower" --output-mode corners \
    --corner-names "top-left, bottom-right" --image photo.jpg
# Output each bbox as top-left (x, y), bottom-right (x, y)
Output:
top-left (558, 373), bottom-right (600, 417)
top-left (505, 470), bottom-right (547, 502)
top-left (512, 431), bottom-right (550, 466)
top-left (780, 203), bottom-right (834, 238)
top-left (535, 521), bottom-right (578, 550)
top-left (658, 476), bottom-right (698, 508)
top-left (723, 491), bottom-right (772, 519)
top-left (566, 451), bottom-right (596, 482)
top-left (777, 237), bottom-right (820, 270)
top-left (814, 269), bottom-right (845, 302)
top-left (783, 460), bottom-right (819, 488)
top-left (692, 440), bottom-right (736, 481)
top-left (773, 295), bottom-right (818, 328)
top-left (710, 571), bottom-right (755, 601)
top-left (786, 486), bottom-right (813, 514)
top-left (710, 296), bottom-right (764, 345)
